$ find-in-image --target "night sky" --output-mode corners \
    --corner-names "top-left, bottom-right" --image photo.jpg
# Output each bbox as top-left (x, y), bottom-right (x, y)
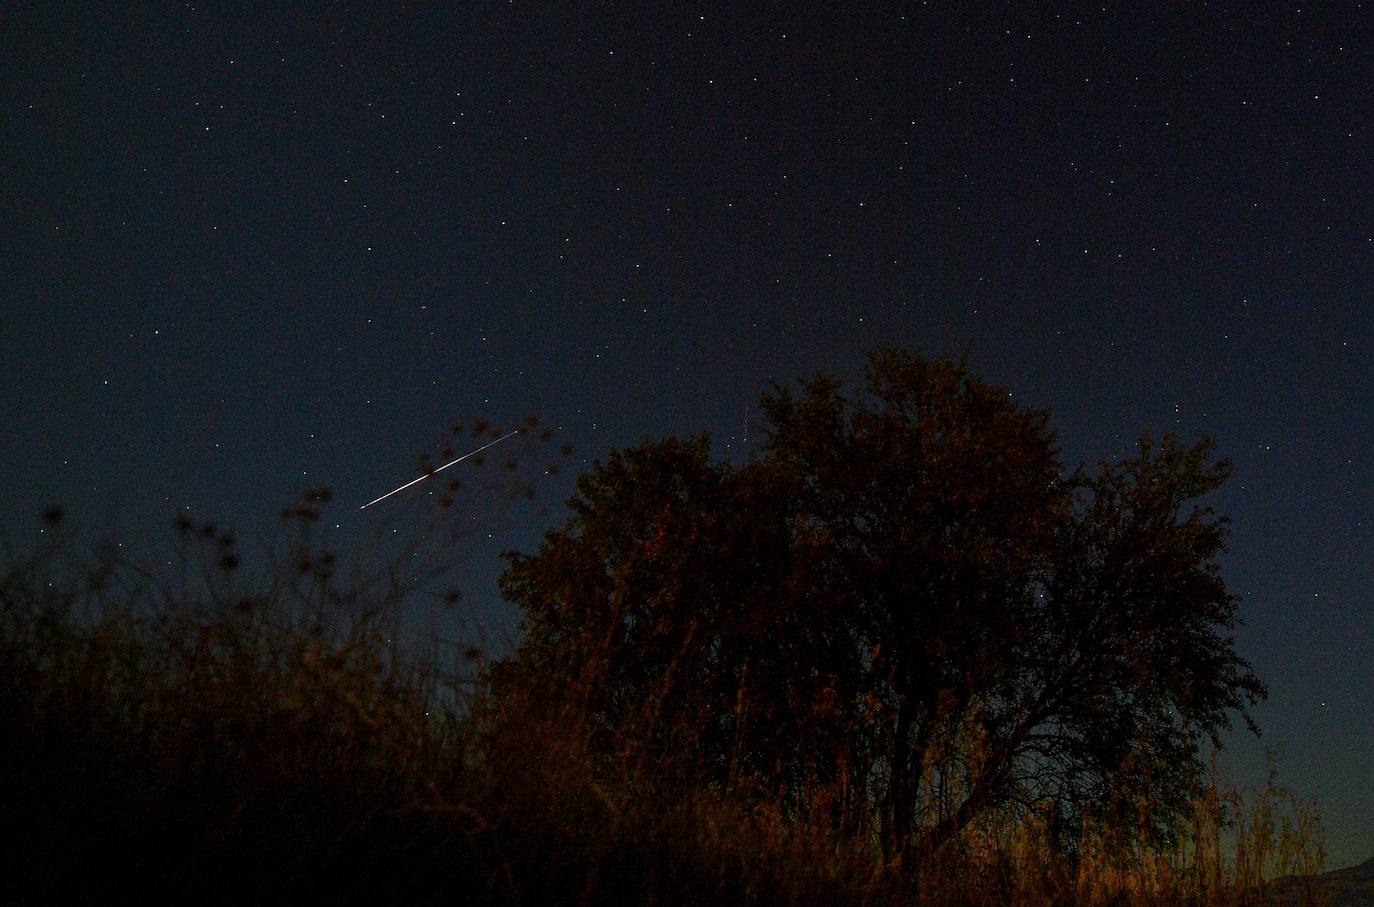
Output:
top-left (3, 4), bottom-right (1370, 867)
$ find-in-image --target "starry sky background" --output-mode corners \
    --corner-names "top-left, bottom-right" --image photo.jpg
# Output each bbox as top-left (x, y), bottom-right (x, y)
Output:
top-left (2, 3), bottom-right (1370, 867)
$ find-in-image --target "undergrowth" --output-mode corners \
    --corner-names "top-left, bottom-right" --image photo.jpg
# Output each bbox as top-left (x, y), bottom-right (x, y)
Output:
top-left (0, 426), bottom-right (1327, 905)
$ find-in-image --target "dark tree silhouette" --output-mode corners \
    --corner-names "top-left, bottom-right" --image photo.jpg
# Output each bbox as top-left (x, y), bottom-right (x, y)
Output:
top-left (498, 438), bottom-right (857, 801)
top-left (497, 348), bottom-right (1266, 861)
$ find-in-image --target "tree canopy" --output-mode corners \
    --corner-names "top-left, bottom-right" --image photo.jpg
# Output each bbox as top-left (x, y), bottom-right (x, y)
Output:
top-left (496, 348), bottom-right (1265, 861)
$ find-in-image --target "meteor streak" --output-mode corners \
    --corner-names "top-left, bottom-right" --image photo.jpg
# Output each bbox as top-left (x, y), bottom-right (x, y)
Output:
top-left (360, 429), bottom-right (520, 509)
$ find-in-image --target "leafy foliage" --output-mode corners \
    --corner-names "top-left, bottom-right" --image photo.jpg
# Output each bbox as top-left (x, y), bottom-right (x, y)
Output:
top-left (498, 437), bottom-right (853, 802)
top-left (498, 348), bottom-right (1267, 861)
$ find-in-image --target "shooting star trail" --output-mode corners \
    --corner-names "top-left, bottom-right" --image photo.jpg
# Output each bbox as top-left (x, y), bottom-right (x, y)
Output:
top-left (360, 429), bottom-right (520, 510)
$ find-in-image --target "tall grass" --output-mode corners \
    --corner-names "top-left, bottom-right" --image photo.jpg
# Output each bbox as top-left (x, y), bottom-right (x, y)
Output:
top-left (0, 451), bottom-right (1328, 904)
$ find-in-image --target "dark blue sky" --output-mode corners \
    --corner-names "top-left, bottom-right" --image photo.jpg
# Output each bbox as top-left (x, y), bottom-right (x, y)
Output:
top-left (2, 3), bottom-right (1370, 866)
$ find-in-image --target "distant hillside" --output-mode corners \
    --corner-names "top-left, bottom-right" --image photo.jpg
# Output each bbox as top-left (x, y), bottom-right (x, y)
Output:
top-left (1325, 856), bottom-right (1374, 906)
top-left (1328, 856), bottom-right (1374, 880)
top-left (1273, 855), bottom-right (1374, 907)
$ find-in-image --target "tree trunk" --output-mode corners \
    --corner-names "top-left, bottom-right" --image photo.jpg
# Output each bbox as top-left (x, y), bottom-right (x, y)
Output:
top-left (884, 695), bottom-right (915, 862)
top-left (883, 690), bottom-right (936, 864)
